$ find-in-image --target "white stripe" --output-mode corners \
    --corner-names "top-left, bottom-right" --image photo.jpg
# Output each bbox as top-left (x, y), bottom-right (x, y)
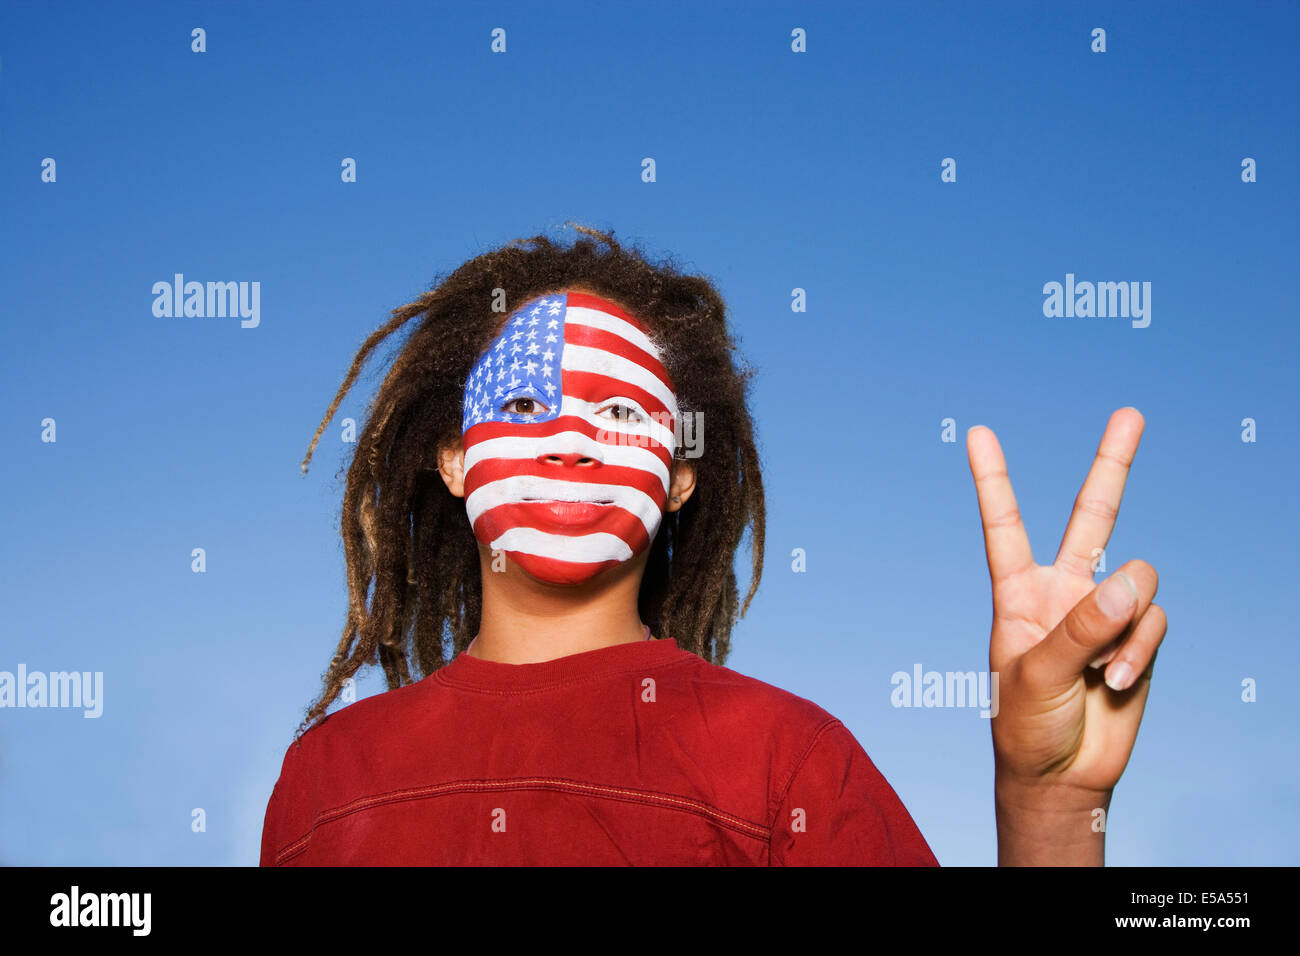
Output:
top-left (466, 394), bottom-right (675, 453)
top-left (557, 392), bottom-right (676, 452)
top-left (467, 475), bottom-right (660, 537)
top-left (561, 342), bottom-right (678, 421)
top-left (564, 304), bottom-right (662, 358)
top-left (490, 527), bottom-right (634, 563)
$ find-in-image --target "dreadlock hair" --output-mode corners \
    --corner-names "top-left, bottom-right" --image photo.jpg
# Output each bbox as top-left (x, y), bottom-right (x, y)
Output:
top-left (294, 223), bottom-right (765, 739)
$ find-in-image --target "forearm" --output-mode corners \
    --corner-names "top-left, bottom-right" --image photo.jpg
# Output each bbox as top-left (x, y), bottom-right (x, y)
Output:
top-left (995, 771), bottom-right (1111, 866)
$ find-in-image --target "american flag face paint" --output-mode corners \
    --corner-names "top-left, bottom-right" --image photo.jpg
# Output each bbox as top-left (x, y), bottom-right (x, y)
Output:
top-left (460, 290), bottom-right (679, 585)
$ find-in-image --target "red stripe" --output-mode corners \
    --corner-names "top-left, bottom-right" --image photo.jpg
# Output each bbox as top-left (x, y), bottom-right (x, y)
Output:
top-left (562, 322), bottom-right (673, 392)
top-left (464, 458), bottom-right (668, 504)
top-left (564, 290), bottom-right (647, 329)
top-left (463, 414), bottom-right (673, 469)
top-left (505, 554), bottom-right (624, 586)
top-left (472, 501), bottom-right (652, 553)
top-left (561, 369), bottom-right (672, 423)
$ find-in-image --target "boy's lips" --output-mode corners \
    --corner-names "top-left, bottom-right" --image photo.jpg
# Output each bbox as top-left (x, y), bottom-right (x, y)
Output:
top-left (519, 497), bottom-right (616, 526)
top-left (521, 496), bottom-right (615, 504)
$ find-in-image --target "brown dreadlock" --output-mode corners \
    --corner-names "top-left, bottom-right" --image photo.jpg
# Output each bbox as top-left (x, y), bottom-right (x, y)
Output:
top-left (294, 223), bottom-right (765, 739)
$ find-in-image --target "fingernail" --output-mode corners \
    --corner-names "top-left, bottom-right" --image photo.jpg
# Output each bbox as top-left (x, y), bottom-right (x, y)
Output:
top-left (1097, 571), bottom-right (1138, 620)
top-left (1089, 646), bottom-right (1117, 669)
top-left (1106, 660), bottom-right (1135, 691)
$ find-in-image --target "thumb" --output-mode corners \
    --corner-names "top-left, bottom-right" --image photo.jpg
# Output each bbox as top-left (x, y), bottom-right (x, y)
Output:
top-left (1021, 569), bottom-right (1142, 690)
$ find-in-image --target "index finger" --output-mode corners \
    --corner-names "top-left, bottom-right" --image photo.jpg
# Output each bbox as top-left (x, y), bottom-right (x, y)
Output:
top-left (967, 424), bottom-right (1035, 585)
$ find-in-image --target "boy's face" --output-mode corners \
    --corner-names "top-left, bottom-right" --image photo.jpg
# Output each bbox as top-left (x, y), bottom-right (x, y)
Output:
top-left (459, 289), bottom-right (679, 585)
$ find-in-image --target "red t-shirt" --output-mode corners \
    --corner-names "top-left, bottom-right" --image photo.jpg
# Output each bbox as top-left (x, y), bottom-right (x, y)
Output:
top-left (260, 637), bottom-right (939, 866)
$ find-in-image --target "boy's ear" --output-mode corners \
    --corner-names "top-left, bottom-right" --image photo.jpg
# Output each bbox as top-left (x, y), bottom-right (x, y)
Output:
top-left (437, 438), bottom-right (467, 498)
top-left (666, 460), bottom-right (696, 512)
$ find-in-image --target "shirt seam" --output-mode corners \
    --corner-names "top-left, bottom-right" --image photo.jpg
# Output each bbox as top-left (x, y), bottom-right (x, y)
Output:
top-left (271, 775), bottom-right (772, 865)
top-left (764, 717), bottom-right (844, 865)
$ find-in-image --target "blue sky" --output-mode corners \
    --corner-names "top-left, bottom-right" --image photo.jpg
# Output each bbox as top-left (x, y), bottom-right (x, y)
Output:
top-left (1, 0), bottom-right (1296, 865)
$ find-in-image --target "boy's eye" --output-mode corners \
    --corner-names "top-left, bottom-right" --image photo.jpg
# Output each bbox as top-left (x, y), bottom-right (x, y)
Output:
top-left (504, 397), bottom-right (548, 417)
top-left (602, 403), bottom-right (643, 423)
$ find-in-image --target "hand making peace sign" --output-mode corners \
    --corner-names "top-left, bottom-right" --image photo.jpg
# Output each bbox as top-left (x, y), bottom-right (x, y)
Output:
top-left (966, 407), bottom-right (1167, 812)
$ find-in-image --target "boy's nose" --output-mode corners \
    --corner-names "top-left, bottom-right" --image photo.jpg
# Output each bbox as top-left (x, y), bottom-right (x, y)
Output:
top-left (539, 451), bottom-right (599, 468)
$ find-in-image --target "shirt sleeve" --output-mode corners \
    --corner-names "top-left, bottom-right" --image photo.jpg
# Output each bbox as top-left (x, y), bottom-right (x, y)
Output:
top-left (259, 740), bottom-right (308, 867)
top-left (769, 720), bottom-right (939, 866)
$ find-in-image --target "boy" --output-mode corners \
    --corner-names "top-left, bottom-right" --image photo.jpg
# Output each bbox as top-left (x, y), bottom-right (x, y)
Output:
top-left (260, 225), bottom-right (1164, 865)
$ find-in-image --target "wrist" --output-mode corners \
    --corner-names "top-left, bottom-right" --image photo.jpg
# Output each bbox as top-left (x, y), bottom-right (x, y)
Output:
top-left (994, 769), bottom-right (1112, 866)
